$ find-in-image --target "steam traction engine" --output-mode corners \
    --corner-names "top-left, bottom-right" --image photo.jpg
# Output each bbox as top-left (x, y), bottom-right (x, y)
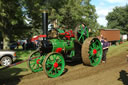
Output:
top-left (28, 11), bottom-right (103, 78)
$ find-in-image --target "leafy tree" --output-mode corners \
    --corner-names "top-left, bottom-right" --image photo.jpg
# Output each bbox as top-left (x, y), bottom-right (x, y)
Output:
top-left (21, 0), bottom-right (42, 36)
top-left (106, 5), bottom-right (128, 34)
top-left (99, 25), bottom-right (107, 29)
top-left (51, 0), bottom-right (98, 29)
top-left (0, 0), bottom-right (29, 49)
top-left (23, 0), bottom-right (98, 36)
top-left (22, 0), bottom-right (68, 36)
top-left (51, 0), bottom-right (99, 36)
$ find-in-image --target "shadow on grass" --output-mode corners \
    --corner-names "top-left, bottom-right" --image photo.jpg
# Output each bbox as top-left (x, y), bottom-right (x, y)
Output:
top-left (0, 67), bottom-right (28, 85)
top-left (118, 70), bottom-right (128, 85)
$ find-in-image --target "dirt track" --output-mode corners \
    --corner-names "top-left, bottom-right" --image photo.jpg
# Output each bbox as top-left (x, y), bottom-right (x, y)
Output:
top-left (1, 49), bottom-right (128, 85)
top-left (15, 51), bottom-right (128, 85)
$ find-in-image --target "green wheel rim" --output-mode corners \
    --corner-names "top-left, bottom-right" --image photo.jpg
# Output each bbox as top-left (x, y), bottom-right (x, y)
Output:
top-left (89, 38), bottom-right (102, 66)
top-left (28, 50), bottom-right (44, 72)
top-left (75, 24), bottom-right (89, 45)
top-left (43, 52), bottom-right (65, 78)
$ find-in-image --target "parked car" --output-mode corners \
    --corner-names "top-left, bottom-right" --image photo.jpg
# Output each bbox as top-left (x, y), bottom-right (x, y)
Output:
top-left (9, 41), bottom-right (18, 50)
top-left (0, 50), bottom-right (17, 66)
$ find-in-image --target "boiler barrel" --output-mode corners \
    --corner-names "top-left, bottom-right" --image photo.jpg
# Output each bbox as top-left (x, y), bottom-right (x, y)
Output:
top-left (50, 39), bottom-right (74, 51)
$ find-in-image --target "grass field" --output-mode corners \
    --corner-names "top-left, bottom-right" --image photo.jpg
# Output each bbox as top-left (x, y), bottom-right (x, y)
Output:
top-left (0, 41), bottom-right (128, 80)
top-left (107, 41), bottom-right (128, 58)
top-left (0, 50), bottom-right (34, 80)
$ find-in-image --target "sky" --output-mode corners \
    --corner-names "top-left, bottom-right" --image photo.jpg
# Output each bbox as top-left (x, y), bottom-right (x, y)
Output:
top-left (90, 0), bottom-right (128, 27)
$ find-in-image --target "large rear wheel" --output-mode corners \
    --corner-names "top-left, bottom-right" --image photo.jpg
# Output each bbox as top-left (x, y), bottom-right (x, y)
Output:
top-left (81, 37), bottom-right (103, 66)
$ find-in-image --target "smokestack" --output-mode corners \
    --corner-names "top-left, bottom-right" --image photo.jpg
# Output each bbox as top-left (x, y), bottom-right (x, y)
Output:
top-left (42, 10), bottom-right (48, 40)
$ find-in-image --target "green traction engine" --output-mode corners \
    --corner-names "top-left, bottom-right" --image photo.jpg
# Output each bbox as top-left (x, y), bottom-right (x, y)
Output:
top-left (28, 11), bottom-right (103, 78)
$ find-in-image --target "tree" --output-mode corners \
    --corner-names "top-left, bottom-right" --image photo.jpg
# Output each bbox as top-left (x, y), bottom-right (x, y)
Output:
top-left (106, 5), bottom-right (128, 34)
top-left (22, 0), bottom-right (68, 36)
top-left (100, 25), bottom-right (107, 29)
top-left (23, 0), bottom-right (98, 36)
top-left (54, 0), bottom-right (98, 30)
top-left (50, 0), bottom-right (99, 37)
top-left (0, 0), bottom-right (29, 49)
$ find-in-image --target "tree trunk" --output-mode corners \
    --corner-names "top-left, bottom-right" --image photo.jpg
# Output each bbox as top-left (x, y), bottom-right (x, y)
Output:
top-left (2, 31), bottom-right (10, 50)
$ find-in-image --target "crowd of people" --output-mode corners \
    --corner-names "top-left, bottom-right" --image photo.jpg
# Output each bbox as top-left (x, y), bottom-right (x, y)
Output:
top-left (21, 39), bottom-right (40, 50)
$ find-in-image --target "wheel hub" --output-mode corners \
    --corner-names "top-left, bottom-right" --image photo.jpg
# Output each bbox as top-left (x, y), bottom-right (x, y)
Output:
top-left (93, 49), bottom-right (97, 54)
top-left (3, 59), bottom-right (10, 66)
top-left (54, 62), bottom-right (58, 68)
top-left (36, 59), bottom-right (40, 64)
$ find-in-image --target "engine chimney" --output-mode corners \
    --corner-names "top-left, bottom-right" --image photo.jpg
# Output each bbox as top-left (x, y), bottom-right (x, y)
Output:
top-left (42, 10), bottom-right (48, 40)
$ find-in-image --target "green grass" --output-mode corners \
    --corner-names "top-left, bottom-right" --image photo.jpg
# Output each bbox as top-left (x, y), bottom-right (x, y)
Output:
top-left (0, 50), bottom-right (34, 80)
top-left (107, 41), bottom-right (128, 58)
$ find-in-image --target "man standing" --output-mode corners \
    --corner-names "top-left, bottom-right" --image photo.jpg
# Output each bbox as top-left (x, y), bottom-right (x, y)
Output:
top-left (101, 38), bottom-right (110, 63)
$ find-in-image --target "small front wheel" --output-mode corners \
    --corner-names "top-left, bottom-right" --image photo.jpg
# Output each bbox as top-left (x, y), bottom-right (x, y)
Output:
top-left (43, 52), bottom-right (65, 78)
top-left (28, 50), bottom-right (44, 72)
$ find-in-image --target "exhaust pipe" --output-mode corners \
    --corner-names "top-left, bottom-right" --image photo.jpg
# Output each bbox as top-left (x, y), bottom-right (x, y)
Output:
top-left (40, 10), bottom-right (53, 53)
top-left (42, 10), bottom-right (48, 40)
